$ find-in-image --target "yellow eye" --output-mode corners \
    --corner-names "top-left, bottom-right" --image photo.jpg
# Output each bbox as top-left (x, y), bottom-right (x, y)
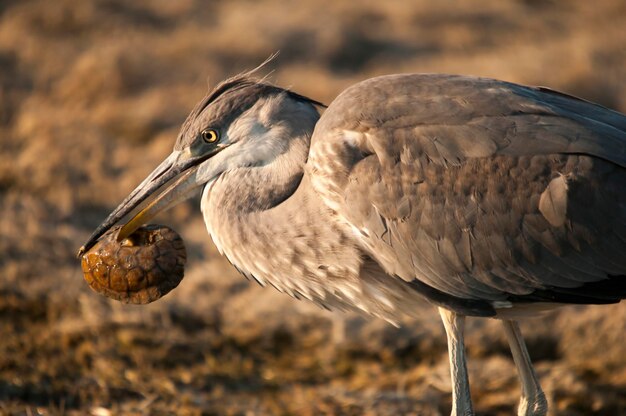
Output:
top-left (201, 129), bottom-right (219, 143)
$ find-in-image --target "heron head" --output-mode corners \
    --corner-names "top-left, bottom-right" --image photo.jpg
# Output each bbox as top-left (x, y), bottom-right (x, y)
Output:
top-left (79, 73), bottom-right (323, 255)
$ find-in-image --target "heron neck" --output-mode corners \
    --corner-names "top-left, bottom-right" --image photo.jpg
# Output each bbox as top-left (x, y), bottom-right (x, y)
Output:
top-left (200, 134), bottom-right (362, 298)
top-left (222, 136), bottom-right (310, 213)
top-left (201, 131), bottom-right (317, 248)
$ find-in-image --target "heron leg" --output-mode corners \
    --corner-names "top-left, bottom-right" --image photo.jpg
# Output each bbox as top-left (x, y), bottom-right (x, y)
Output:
top-left (502, 320), bottom-right (548, 416)
top-left (438, 307), bottom-right (474, 416)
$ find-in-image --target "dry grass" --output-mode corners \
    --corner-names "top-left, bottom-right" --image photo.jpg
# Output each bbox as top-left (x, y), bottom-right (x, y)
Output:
top-left (1, 0), bottom-right (626, 414)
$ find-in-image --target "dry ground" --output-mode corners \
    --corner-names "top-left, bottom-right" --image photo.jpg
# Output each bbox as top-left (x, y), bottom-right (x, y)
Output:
top-left (1, 0), bottom-right (626, 414)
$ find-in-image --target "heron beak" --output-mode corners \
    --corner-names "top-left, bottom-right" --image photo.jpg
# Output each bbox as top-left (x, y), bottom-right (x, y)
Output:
top-left (78, 149), bottom-right (214, 256)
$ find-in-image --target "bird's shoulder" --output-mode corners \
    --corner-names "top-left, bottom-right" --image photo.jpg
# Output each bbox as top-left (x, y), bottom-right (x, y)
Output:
top-left (310, 73), bottom-right (626, 172)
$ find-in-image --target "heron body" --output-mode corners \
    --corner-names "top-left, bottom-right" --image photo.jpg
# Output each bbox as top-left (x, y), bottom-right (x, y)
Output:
top-left (81, 71), bottom-right (626, 416)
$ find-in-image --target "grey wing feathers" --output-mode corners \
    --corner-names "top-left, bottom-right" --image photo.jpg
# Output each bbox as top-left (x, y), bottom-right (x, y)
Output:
top-left (309, 74), bottom-right (626, 312)
top-left (316, 74), bottom-right (626, 167)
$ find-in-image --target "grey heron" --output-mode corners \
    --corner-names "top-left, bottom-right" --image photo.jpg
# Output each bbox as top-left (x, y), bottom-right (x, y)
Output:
top-left (80, 67), bottom-right (626, 415)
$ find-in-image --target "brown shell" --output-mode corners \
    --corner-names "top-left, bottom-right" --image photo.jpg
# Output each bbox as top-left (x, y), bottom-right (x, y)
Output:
top-left (81, 224), bottom-right (186, 304)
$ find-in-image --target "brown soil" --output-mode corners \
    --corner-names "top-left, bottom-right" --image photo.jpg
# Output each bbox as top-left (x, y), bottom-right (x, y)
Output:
top-left (1, 0), bottom-right (626, 414)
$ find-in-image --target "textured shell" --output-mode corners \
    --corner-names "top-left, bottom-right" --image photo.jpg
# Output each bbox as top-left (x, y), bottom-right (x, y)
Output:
top-left (81, 224), bottom-right (186, 304)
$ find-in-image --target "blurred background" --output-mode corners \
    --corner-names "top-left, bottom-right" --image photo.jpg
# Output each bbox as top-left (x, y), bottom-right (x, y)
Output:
top-left (1, 0), bottom-right (626, 414)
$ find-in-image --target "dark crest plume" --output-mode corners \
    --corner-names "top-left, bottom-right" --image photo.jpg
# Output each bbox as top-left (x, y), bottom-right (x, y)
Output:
top-left (180, 54), bottom-right (326, 136)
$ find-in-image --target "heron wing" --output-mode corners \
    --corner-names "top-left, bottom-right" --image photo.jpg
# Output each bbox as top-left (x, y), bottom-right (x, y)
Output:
top-left (308, 74), bottom-right (626, 312)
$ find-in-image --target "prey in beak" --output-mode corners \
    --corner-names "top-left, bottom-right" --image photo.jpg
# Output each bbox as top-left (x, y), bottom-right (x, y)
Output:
top-left (78, 146), bottom-right (222, 256)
